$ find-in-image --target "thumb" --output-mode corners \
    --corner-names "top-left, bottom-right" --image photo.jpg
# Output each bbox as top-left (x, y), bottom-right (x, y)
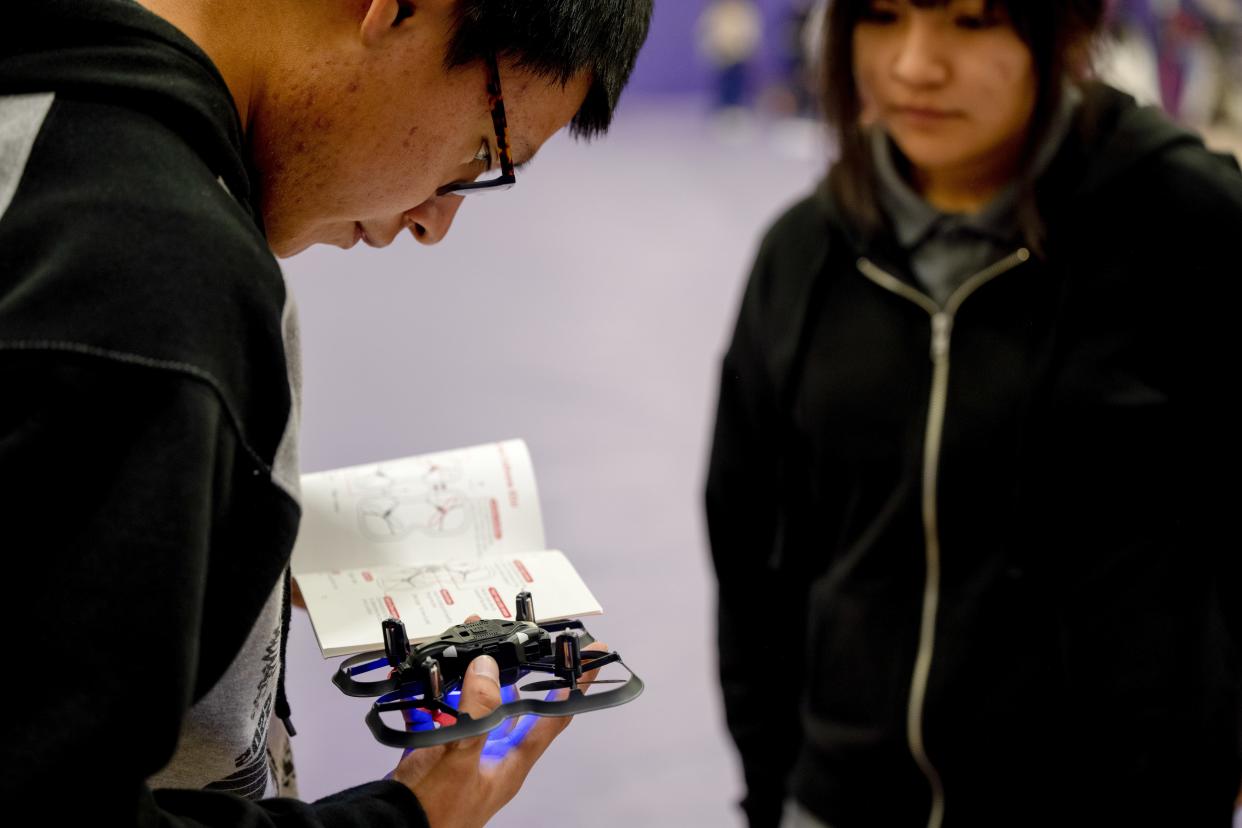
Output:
top-left (452, 655), bottom-right (504, 754)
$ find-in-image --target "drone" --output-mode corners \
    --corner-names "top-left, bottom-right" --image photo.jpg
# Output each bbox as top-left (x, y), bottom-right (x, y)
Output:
top-left (332, 590), bottom-right (643, 751)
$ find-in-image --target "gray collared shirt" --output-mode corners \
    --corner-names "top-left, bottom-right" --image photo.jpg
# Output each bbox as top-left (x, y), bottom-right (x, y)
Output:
top-left (872, 85), bottom-right (1081, 306)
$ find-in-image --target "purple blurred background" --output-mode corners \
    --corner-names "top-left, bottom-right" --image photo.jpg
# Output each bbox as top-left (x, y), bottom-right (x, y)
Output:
top-left (625, 0), bottom-right (1242, 127)
top-left (626, 0), bottom-right (798, 95)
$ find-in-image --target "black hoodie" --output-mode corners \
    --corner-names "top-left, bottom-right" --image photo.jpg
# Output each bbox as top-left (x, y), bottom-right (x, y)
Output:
top-left (707, 84), bottom-right (1242, 827)
top-left (0, 0), bottom-right (427, 824)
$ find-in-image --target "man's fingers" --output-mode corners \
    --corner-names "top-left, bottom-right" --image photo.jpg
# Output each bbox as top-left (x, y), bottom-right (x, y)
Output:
top-left (391, 742), bottom-right (447, 788)
top-left (452, 655), bottom-right (504, 753)
top-left (457, 655), bottom-right (503, 716)
top-left (488, 711), bottom-right (519, 740)
top-left (495, 641), bottom-right (612, 773)
top-left (496, 704), bottom-right (572, 779)
top-left (580, 641), bottom-right (608, 686)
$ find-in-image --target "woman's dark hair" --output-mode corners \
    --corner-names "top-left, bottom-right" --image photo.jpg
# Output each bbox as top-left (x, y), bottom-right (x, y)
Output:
top-left (821, 0), bottom-right (1107, 249)
top-left (444, 0), bottom-right (654, 140)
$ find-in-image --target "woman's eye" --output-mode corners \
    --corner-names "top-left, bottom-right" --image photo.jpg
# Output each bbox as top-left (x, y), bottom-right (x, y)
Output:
top-left (860, 7), bottom-right (899, 24)
top-left (954, 14), bottom-right (1001, 30)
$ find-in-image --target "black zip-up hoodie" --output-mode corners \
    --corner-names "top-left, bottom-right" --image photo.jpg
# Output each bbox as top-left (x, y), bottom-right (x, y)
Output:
top-left (707, 83), bottom-right (1242, 828)
top-left (0, 1), bottom-right (427, 824)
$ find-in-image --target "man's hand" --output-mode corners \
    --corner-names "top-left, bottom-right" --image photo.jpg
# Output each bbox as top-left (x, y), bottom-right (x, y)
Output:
top-left (389, 622), bottom-right (606, 828)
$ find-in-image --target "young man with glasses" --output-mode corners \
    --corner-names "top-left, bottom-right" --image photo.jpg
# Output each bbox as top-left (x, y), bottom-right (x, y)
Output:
top-left (0, 1), bottom-right (650, 826)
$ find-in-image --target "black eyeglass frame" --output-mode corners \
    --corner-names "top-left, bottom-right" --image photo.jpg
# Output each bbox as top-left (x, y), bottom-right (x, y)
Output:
top-left (436, 54), bottom-right (516, 197)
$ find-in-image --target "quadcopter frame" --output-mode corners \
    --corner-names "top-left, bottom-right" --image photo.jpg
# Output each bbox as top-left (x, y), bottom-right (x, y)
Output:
top-left (332, 591), bottom-right (643, 749)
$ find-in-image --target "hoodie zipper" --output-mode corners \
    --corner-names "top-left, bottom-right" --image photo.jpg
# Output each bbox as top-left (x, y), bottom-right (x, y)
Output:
top-left (855, 248), bottom-right (1031, 828)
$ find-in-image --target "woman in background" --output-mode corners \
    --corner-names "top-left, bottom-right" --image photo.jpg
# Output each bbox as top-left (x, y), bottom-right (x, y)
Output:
top-left (706, 1), bottom-right (1242, 826)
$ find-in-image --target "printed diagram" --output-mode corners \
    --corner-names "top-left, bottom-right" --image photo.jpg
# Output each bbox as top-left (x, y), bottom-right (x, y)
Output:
top-left (347, 460), bottom-right (463, 497)
top-left (348, 457), bottom-right (478, 542)
top-left (380, 561), bottom-right (494, 592)
top-left (358, 491), bottom-right (471, 541)
top-left (352, 466), bottom-right (406, 494)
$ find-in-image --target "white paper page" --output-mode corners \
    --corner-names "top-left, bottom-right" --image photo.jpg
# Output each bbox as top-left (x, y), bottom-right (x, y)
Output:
top-left (297, 549), bottom-right (602, 657)
top-left (291, 439), bottom-right (546, 576)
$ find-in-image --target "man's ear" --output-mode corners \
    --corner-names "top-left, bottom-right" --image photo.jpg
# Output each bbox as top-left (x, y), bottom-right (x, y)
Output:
top-left (359, 0), bottom-right (415, 48)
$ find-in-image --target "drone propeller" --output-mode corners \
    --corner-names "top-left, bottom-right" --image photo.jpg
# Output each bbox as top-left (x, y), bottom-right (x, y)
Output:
top-left (514, 630), bottom-right (625, 693)
top-left (376, 693), bottom-right (461, 719)
top-left (519, 677), bottom-right (628, 692)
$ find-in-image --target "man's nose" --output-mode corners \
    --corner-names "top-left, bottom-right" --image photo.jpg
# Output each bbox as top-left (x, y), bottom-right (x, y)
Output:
top-left (404, 194), bottom-right (464, 245)
top-left (891, 18), bottom-right (950, 87)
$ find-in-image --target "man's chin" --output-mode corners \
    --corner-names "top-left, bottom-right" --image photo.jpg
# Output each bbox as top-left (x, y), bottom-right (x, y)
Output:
top-left (267, 229), bottom-right (316, 259)
top-left (267, 216), bottom-right (373, 257)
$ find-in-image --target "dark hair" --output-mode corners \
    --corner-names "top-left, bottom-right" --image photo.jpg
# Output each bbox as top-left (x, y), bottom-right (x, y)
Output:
top-left (444, 0), bottom-right (654, 139)
top-left (821, 0), bottom-right (1107, 249)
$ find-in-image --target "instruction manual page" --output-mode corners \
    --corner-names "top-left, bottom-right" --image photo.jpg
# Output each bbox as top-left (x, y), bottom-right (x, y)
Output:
top-left (291, 439), bottom-right (602, 657)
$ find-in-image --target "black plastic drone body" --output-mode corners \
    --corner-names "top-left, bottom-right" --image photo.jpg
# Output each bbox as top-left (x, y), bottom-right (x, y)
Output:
top-left (333, 591), bottom-right (643, 750)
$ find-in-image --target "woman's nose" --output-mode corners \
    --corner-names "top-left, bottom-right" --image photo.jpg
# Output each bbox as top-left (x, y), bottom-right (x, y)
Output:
top-left (891, 19), bottom-right (950, 87)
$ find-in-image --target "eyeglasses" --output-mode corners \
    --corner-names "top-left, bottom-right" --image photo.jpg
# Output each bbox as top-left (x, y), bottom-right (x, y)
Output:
top-left (436, 54), bottom-right (516, 197)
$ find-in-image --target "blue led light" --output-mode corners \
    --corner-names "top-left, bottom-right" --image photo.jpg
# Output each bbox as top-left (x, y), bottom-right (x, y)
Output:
top-left (398, 685), bottom-right (551, 758)
top-left (480, 685), bottom-right (540, 759)
top-left (349, 656), bottom-right (390, 676)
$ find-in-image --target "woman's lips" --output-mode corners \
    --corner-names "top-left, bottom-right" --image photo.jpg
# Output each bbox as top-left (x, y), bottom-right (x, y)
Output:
top-left (889, 106), bottom-right (962, 127)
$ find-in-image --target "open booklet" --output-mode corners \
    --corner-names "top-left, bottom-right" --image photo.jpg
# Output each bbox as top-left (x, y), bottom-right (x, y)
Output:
top-left (291, 439), bottom-right (602, 657)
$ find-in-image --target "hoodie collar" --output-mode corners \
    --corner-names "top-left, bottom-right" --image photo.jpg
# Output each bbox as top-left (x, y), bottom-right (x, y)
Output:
top-left (0, 0), bottom-right (257, 224)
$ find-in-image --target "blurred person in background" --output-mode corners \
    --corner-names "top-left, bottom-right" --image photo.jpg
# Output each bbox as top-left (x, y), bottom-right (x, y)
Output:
top-left (706, 1), bottom-right (1242, 826)
top-left (0, 0), bottom-right (649, 826)
top-left (1142, 0), bottom-right (1224, 127)
top-left (1198, 0), bottom-right (1242, 130)
top-left (1099, 0), bottom-right (1165, 107)
top-left (697, 0), bottom-right (766, 132)
top-left (762, 0), bottom-right (820, 120)
top-left (783, 0), bottom-right (820, 118)
top-left (1102, 0), bottom-right (1242, 129)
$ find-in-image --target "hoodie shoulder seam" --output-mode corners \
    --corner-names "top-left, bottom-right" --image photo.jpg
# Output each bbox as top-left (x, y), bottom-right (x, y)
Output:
top-left (0, 339), bottom-right (290, 495)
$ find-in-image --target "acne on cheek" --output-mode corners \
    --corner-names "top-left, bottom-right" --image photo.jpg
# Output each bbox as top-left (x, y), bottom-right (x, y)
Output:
top-left (987, 55), bottom-right (1023, 83)
top-left (986, 59), bottom-right (1037, 118)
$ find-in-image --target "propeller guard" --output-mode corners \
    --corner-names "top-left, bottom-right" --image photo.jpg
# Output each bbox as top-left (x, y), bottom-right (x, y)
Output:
top-left (331, 593), bottom-right (644, 749)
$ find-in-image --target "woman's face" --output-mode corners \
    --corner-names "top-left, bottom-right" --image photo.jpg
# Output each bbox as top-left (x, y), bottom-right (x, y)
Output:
top-left (852, 0), bottom-right (1037, 181)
